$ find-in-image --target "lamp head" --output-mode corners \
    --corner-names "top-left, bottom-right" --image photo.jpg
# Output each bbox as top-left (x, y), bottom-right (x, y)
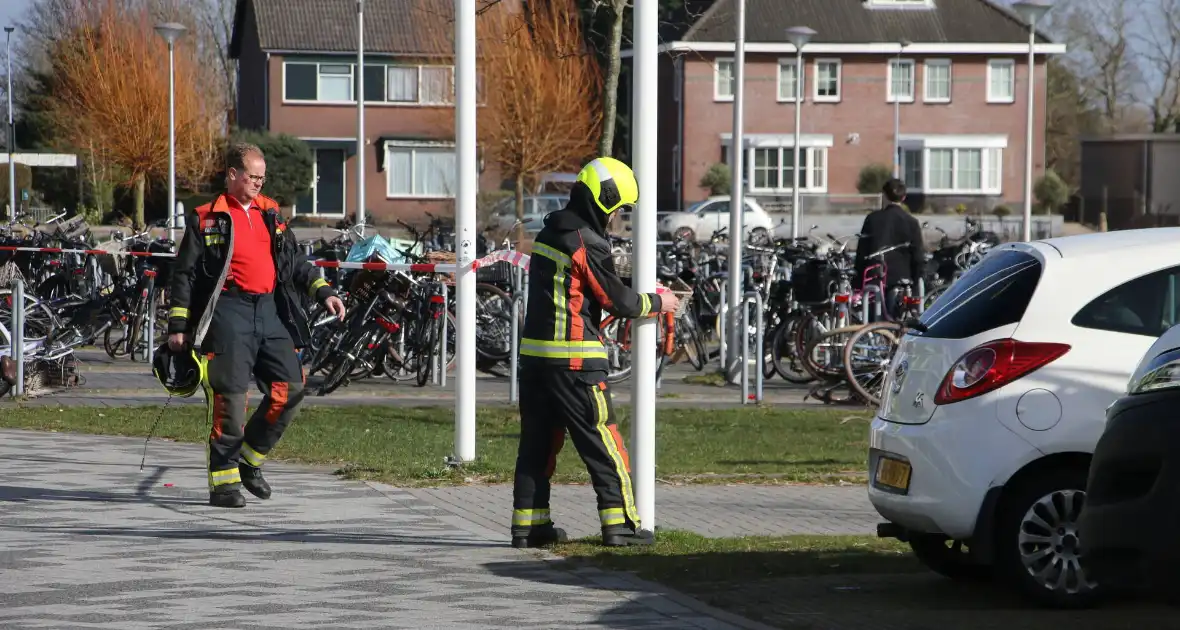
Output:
top-left (1012, 0), bottom-right (1052, 24)
top-left (785, 26), bottom-right (817, 50)
top-left (4, 27), bottom-right (14, 35)
top-left (900, 38), bottom-right (912, 48)
top-left (154, 22), bottom-right (188, 45)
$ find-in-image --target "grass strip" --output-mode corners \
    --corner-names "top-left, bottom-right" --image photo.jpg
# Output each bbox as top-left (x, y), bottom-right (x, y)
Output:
top-left (0, 404), bottom-right (872, 486)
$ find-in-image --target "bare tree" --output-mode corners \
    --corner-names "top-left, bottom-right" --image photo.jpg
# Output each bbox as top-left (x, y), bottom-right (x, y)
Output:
top-left (1135, 0), bottom-right (1180, 132)
top-left (1051, 0), bottom-right (1142, 131)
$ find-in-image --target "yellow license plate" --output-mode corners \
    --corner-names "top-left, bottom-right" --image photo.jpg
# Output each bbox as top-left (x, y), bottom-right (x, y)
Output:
top-left (875, 457), bottom-right (912, 491)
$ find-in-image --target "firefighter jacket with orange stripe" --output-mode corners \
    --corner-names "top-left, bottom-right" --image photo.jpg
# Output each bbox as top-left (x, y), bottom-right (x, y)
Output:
top-left (520, 202), bottom-right (662, 372)
top-left (165, 192), bottom-right (336, 350)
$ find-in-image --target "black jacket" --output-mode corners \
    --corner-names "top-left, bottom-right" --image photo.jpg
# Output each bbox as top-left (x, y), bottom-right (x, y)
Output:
top-left (166, 193), bottom-right (337, 350)
top-left (853, 203), bottom-right (925, 289)
top-left (519, 186), bottom-right (662, 372)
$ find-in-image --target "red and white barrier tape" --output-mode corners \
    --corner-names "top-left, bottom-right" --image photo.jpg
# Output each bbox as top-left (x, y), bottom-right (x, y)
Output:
top-left (0, 245), bottom-right (177, 257)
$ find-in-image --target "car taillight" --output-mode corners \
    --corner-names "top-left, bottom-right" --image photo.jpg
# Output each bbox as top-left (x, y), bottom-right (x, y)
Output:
top-left (934, 339), bottom-right (1070, 405)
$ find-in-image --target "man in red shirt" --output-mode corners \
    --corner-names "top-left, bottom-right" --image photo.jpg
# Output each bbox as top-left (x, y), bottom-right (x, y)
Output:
top-left (167, 143), bottom-right (345, 508)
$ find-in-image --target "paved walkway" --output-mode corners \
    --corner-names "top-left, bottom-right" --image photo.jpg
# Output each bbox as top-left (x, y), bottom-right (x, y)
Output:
top-left (0, 429), bottom-right (876, 629)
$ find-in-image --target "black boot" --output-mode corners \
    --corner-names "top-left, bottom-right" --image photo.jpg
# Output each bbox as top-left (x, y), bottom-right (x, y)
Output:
top-left (602, 526), bottom-right (655, 547)
top-left (511, 524), bottom-right (569, 549)
top-left (239, 464), bottom-right (272, 500)
top-left (209, 488), bottom-right (246, 508)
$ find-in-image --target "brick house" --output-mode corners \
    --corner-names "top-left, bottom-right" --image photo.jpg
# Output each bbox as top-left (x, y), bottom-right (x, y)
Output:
top-left (643, 0), bottom-right (1065, 213)
top-left (229, 0), bottom-right (498, 225)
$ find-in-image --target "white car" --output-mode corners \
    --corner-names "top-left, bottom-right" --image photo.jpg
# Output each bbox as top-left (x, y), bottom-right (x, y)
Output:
top-left (656, 196), bottom-right (775, 242)
top-left (867, 227), bottom-right (1180, 608)
top-left (489, 194), bottom-right (568, 232)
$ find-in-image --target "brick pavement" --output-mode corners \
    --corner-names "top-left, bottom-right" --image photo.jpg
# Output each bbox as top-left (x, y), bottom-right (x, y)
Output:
top-left (410, 484), bottom-right (877, 540)
top-left (0, 428), bottom-right (853, 630)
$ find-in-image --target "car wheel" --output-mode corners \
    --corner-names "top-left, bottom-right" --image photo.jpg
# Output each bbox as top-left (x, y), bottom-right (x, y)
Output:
top-left (995, 467), bottom-right (1101, 608)
top-left (909, 534), bottom-right (992, 581)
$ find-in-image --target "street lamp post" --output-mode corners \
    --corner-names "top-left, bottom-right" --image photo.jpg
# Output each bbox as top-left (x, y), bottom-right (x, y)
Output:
top-left (5, 26), bottom-right (14, 223)
top-left (1013, 0), bottom-right (1052, 242)
top-left (155, 22), bottom-right (187, 240)
top-left (725, 0), bottom-right (746, 384)
top-left (786, 26), bottom-right (815, 240)
top-left (893, 39), bottom-right (911, 179)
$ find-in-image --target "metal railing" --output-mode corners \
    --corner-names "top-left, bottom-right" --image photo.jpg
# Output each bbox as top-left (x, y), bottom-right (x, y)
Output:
top-left (740, 290), bottom-right (764, 405)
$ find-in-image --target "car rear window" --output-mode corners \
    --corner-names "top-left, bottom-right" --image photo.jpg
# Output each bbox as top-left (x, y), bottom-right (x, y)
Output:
top-left (916, 249), bottom-right (1042, 339)
top-left (1072, 265), bottom-right (1180, 337)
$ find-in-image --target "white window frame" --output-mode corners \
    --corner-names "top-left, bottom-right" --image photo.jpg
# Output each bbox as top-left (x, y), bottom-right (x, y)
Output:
top-left (714, 57), bottom-right (735, 101)
top-left (887, 58), bottom-right (915, 103)
top-left (293, 148), bottom-right (348, 218)
top-left (813, 59), bottom-right (842, 102)
top-left (745, 146), bottom-right (829, 194)
top-left (897, 137), bottom-right (1005, 195)
top-left (282, 61), bottom-right (457, 106)
top-left (866, 0), bottom-right (934, 6)
top-left (923, 59), bottom-right (952, 103)
top-left (987, 59), bottom-right (1016, 104)
top-left (777, 58), bottom-right (803, 102)
top-left (384, 142), bottom-right (458, 199)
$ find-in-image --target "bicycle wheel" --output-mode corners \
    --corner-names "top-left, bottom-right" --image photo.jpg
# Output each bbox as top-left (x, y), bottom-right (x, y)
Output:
top-left (318, 327), bottom-right (370, 396)
top-left (802, 325), bottom-right (862, 381)
top-left (415, 312), bottom-right (440, 387)
top-left (771, 314), bottom-right (814, 384)
top-left (842, 321), bottom-right (903, 407)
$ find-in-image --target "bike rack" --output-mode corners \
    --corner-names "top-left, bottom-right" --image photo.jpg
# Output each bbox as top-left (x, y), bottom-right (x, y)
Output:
top-left (436, 281), bottom-right (449, 388)
top-left (718, 280), bottom-right (728, 367)
top-left (145, 276), bottom-right (156, 367)
top-left (11, 278), bottom-right (23, 396)
top-left (740, 290), bottom-right (764, 404)
top-left (509, 266), bottom-right (527, 404)
top-left (861, 284), bottom-right (884, 323)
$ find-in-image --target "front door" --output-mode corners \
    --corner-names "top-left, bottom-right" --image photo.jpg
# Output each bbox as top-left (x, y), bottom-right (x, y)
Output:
top-left (314, 149), bottom-right (346, 215)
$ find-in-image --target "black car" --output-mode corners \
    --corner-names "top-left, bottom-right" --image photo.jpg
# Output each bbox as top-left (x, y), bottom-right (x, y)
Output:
top-left (1079, 344), bottom-right (1180, 595)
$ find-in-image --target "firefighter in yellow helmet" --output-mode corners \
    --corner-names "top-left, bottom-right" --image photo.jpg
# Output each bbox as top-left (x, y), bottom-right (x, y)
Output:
top-left (511, 157), bottom-right (679, 548)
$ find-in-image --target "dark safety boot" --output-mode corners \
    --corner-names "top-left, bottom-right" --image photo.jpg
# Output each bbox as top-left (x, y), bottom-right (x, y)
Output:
top-left (209, 488), bottom-right (246, 508)
top-left (511, 524), bottom-right (569, 549)
top-left (602, 526), bottom-right (655, 547)
top-left (239, 464), bottom-right (272, 500)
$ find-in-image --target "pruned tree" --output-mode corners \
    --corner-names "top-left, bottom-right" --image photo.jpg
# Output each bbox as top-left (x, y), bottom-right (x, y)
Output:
top-left (1044, 58), bottom-right (1100, 189)
top-left (479, 0), bottom-right (601, 240)
top-left (43, 0), bottom-right (220, 228)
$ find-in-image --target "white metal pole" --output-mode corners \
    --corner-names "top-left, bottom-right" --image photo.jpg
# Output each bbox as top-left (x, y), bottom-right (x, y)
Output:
top-left (892, 49), bottom-right (901, 179)
top-left (454, 0), bottom-right (477, 463)
top-left (1022, 18), bottom-right (1036, 242)
top-left (631, 0), bottom-right (658, 535)
top-left (791, 45), bottom-right (803, 239)
top-left (725, 0), bottom-right (746, 384)
top-left (356, 0), bottom-right (366, 235)
top-left (6, 29), bottom-right (14, 223)
top-left (167, 41), bottom-right (176, 240)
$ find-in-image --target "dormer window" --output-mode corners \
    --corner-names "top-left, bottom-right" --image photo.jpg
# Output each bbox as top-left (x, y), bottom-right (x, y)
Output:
top-left (865, 0), bottom-right (935, 8)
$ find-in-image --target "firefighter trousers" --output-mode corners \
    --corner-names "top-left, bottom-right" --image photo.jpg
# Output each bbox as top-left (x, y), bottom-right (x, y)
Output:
top-left (200, 291), bottom-right (305, 493)
top-left (512, 368), bottom-right (640, 537)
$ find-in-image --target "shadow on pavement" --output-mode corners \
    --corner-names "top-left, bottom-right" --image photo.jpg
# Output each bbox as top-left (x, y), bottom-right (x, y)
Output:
top-left (0, 523), bottom-right (499, 548)
top-left (482, 550), bottom-right (1180, 630)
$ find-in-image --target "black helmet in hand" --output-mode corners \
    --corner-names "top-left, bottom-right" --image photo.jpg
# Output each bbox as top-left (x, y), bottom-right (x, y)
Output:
top-left (152, 343), bottom-right (206, 398)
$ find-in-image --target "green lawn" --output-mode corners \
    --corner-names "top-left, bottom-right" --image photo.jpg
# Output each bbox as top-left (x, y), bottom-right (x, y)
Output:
top-left (0, 404), bottom-right (873, 486)
top-left (554, 530), bottom-right (920, 585)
